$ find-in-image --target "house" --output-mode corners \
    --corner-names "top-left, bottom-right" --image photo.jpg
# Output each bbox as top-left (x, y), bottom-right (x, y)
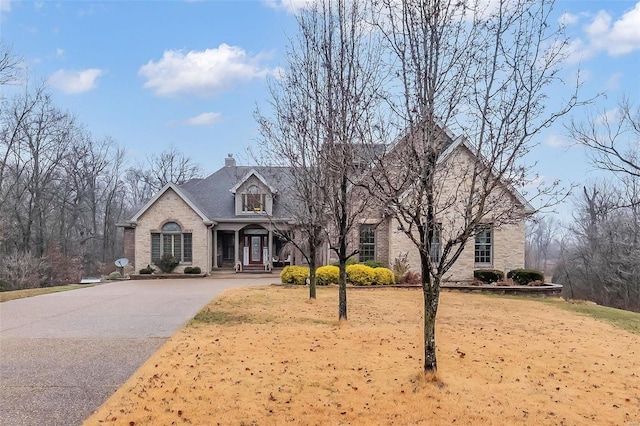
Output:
top-left (119, 155), bottom-right (298, 273)
top-left (351, 128), bottom-right (534, 281)
top-left (120, 134), bottom-right (532, 280)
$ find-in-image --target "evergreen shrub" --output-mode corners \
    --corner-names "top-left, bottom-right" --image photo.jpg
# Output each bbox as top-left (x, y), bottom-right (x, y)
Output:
top-left (156, 254), bottom-right (180, 273)
top-left (473, 269), bottom-right (504, 284)
top-left (507, 269), bottom-right (544, 286)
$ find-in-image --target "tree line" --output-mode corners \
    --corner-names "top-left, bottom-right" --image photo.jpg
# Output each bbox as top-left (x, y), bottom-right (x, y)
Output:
top-left (0, 46), bottom-right (201, 289)
top-left (525, 98), bottom-right (639, 313)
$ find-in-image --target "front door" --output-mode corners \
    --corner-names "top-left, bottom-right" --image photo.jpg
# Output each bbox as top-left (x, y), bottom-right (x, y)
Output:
top-left (249, 236), bottom-right (263, 264)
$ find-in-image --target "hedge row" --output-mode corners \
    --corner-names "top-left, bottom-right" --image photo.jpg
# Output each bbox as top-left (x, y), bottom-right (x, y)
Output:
top-left (280, 264), bottom-right (395, 286)
top-left (474, 268), bottom-right (544, 285)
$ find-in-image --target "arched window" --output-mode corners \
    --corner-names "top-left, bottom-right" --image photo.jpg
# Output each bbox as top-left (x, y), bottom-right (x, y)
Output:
top-left (151, 222), bottom-right (193, 263)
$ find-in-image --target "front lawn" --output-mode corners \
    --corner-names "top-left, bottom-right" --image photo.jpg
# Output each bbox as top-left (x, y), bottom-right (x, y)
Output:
top-left (0, 284), bottom-right (96, 302)
top-left (85, 287), bottom-right (640, 426)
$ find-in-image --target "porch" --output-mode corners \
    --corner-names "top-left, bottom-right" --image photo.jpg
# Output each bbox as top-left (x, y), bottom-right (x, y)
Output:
top-left (212, 224), bottom-right (290, 271)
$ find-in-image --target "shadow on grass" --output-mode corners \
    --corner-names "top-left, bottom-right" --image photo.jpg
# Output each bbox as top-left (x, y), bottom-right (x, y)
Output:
top-left (190, 309), bottom-right (255, 325)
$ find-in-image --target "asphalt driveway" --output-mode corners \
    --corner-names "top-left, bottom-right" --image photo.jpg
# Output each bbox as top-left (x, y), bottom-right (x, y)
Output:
top-left (0, 277), bottom-right (273, 426)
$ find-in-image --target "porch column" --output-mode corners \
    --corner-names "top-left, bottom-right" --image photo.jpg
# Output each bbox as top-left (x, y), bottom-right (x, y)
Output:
top-left (213, 229), bottom-right (218, 268)
top-left (234, 230), bottom-right (240, 265)
top-left (268, 228), bottom-right (273, 266)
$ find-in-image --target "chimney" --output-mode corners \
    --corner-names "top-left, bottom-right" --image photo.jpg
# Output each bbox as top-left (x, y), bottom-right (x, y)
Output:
top-left (225, 154), bottom-right (236, 167)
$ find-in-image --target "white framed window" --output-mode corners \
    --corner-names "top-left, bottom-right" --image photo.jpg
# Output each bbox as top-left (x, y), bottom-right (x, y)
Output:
top-left (474, 225), bottom-right (493, 265)
top-left (151, 222), bottom-right (193, 263)
top-left (430, 223), bottom-right (442, 264)
top-left (359, 224), bottom-right (376, 262)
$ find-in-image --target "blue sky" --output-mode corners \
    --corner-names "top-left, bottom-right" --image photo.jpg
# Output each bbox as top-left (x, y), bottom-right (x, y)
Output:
top-left (1, 0), bottom-right (639, 218)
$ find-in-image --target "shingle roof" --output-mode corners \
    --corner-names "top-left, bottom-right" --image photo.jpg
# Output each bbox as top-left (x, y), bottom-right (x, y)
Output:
top-left (179, 165), bottom-right (296, 220)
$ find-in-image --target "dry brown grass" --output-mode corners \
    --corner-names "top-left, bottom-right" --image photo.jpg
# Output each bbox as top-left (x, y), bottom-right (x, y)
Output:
top-left (84, 286), bottom-right (640, 426)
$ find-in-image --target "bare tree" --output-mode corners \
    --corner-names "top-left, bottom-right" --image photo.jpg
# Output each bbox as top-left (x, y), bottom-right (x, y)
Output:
top-left (362, 0), bottom-right (582, 373)
top-left (125, 146), bottom-right (203, 208)
top-left (554, 182), bottom-right (640, 312)
top-left (1, 71), bottom-right (129, 282)
top-left (257, 0), bottom-right (384, 314)
top-left (570, 97), bottom-right (639, 180)
top-left (255, 48), bottom-right (328, 300)
top-left (525, 215), bottom-right (560, 274)
top-left (557, 97), bottom-right (640, 311)
top-left (0, 83), bottom-right (78, 256)
top-left (0, 43), bottom-right (22, 87)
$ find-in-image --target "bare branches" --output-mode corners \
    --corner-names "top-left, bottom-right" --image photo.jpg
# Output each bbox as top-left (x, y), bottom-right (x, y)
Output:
top-left (257, 0), bottom-right (385, 312)
top-left (569, 97), bottom-right (640, 178)
top-left (555, 181), bottom-right (640, 312)
top-left (358, 0), bottom-right (584, 373)
top-left (0, 43), bottom-right (22, 87)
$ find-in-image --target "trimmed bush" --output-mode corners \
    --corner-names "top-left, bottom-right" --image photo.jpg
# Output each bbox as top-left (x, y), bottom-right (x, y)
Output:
top-left (346, 264), bottom-right (375, 286)
top-left (316, 265), bottom-right (339, 286)
top-left (473, 269), bottom-right (505, 284)
top-left (139, 266), bottom-right (153, 274)
top-left (280, 265), bottom-right (309, 285)
top-left (507, 269), bottom-right (544, 286)
top-left (372, 267), bottom-right (395, 285)
top-left (184, 266), bottom-right (202, 274)
top-left (107, 271), bottom-right (121, 280)
top-left (363, 260), bottom-right (384, 268)
top-left (156, 254), bottom-right (180, 273)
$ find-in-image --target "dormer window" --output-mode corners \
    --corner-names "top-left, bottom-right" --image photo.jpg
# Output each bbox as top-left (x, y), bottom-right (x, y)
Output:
top-left (242, 185), bottom-right (266, 212)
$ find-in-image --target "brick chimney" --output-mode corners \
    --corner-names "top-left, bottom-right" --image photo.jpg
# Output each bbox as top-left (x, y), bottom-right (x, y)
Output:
top-left (225, 153), bottom-right (236, 167)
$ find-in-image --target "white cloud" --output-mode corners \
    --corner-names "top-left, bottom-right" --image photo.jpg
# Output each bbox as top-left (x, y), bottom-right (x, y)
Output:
top-left (185, 112), bottom-right (221, 126)
top-left (263, 0), bottom-right (313, 14)
top-left (567, 2), bottom-right (640, 62)
top-left (56, 48), bottom-right (64, 56)
top-left (48, 68), bottom-right (104, 94)
top-left (139, 44), bottom-right (279, 98)
top-left (596, 108), bottom-right (619, 125)
top-left (0, 0), bottom-right (10, 12)
top-left (559, 12), bottom-right (579, 26)
top-left (545, 134), bottom-right (572, 149)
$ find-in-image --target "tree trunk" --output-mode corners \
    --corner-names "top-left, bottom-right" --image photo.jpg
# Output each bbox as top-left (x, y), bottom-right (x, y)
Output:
top-left (421, 254), bottom-right (439, 372)
top-left (338, 258), bottom-right (347, 320)
top-left (308, 244), bottom-right (317, 300)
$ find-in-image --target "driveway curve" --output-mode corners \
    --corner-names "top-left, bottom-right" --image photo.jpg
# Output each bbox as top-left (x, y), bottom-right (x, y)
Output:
top-left (0, 277), bottom-right (273, 426)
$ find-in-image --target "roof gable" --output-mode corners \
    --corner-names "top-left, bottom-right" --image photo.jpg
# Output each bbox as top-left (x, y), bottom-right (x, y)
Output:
top-left (442, 137), bottom-right (535, 213)
top-left (383, 122), bottom-right (534, 214)
top-left (130, 182), bottom-right (212, 224)
top-left (229, 168), bottom-right (278, 194)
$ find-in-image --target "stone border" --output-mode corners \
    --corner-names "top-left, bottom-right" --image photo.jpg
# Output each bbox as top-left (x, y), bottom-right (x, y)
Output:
top-left (441, 282), bottom-right (562, 297)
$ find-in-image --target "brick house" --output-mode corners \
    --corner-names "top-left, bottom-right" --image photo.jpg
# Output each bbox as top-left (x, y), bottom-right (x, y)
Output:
top-left (120, 135), bottom-right (532, 280)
